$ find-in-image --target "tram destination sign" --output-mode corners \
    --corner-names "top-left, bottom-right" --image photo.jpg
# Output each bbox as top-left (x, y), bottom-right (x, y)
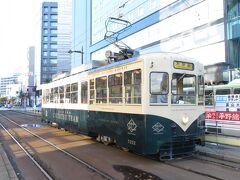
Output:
top-left (173, 61), bottom-right (194, 70)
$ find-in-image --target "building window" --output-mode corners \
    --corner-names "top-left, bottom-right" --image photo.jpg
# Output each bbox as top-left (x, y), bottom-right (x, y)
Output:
top-left (124, 69), bottom-right (141, 104)
top-left (96, 76), bottom-right (107, 104)
top-left (43, 36), bottom-right (48, 41)
top-left (81, 81), bottom-right (88, 104)
top-left (50, 36), bottom-right (57, 41)
top-left (50, 51), bottom-right (57, 56)
top-left (51, 15), bottom-right (57, 20)
top-left (43, 59), bottom-right (48, 64)
top-left (138, 6), bottom-right (145, 17)
top-left (51, 7), bottom-right (57, 13)
top-left (50, 59), bottom-right (57, 64)
top-left (50, 44), bottom-right (57, 49)
top-left (43, 51), bottom-right (48, 56)
top-left (44, 15), bottom-right (48, 20)
top-left (51, 22), bottom-right (57, 27)
top-left (43, 44), bottom-right (48, 49)
top-left (149, 0), bottom-right (157, 10)
top-left (44, 7), bottom-right (48, 13)
top-left (50, 29), bottom-right (57, 34)
top-left (108, 73), bottom-right (122, 104)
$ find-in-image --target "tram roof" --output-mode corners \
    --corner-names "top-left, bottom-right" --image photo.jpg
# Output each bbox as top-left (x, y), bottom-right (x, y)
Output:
top-left (88, 55), bottom-right (139, 74)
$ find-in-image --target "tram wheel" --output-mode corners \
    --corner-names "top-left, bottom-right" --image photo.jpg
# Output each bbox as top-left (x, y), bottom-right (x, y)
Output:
top-left (100, 135), bottom-right (113, 146)
top-left (121, 147), bottom-right (129, 152)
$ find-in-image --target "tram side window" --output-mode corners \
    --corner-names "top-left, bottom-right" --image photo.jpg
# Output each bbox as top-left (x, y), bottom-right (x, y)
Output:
top-left (216, 89), bottom-right (230, 95)
top-left (50, 88), bottom-right (54, 103)
top-left (150, 72), bottom-right (169, 104)
top-left (96, 76), bottom-right (107, 104)
top-left (108, 73), bottom-right (122, 104)
top-left (171, 73), bottom-right (196, 104)
top-left (71, 83), bottom-right (78, 104)
top-left (124, 69), bottom-right (141, 104)
top-left (59, 86), bottom-right (64, 103)
top-left (198, 75), bottom-right (204, 105)
top-left (89, 79), bottom-right (95, 104)
top-left (81, 81), bottom-right (88, 104)
top-left (44, 89), bottom-right (50, 104)
top-left (53, 87), bottom-right (59, 103)
top-left (205, 90), bottom-right (214, 106)
top-left (65, 84), bottom-right (70, 103)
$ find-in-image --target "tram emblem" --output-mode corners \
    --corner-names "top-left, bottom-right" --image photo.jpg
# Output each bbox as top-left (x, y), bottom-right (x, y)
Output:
top-left (127, 119), bottom-right (137, 133)
top-left (152, 122), bottom-right (164, 134)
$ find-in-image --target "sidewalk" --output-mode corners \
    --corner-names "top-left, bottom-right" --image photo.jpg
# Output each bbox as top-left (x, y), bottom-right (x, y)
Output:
top-left (11, 107), bottom-right (41, 116)
top-left (196, 142), bottom-right (240, 163)
top-left (0, 143), bottom-right (18, 180)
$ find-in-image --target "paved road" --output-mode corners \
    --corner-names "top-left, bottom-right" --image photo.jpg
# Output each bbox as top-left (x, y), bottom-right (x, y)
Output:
top-left (1, 110), bottom-right (240, 180)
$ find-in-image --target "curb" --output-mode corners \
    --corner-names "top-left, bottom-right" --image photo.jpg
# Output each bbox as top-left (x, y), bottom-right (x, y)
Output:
top-left (0, 143), bottom-right (18, 180)
top-left (197, 150), bottom-right (240, 164)
top-left (196, 145), bottom-right (240, 164)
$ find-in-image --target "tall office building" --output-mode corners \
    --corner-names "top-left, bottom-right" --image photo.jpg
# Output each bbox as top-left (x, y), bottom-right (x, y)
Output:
top-left (41, 2), bottom-right (58, 84)
top-left (57, 0), bottom-right (72, 73)
top-left (40, 1), bottom-right (72, 84)
top-left (71, 0), bottom-right (240, 82)
top-left (28, 46), bottom-right (35, 87)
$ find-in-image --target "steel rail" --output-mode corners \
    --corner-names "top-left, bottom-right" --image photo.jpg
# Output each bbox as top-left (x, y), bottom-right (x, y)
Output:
top-left (0, 113), bottom-right (114, 180)
top-left (0, 121), bottom-right (53, 180)
top-left (193, 154), bottom-right (240, 170)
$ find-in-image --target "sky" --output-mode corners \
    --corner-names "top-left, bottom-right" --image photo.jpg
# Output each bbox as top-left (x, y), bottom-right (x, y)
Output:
top-left (0, 0), bottom-right (46, 77)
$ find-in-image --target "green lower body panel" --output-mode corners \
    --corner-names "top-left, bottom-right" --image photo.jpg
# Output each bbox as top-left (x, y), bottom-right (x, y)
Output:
top-left (42, 108), bottom-right (205, 159)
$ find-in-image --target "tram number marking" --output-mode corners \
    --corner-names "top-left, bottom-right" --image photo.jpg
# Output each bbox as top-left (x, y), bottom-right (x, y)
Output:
top-left (128, 139), bottom-right (136, 146)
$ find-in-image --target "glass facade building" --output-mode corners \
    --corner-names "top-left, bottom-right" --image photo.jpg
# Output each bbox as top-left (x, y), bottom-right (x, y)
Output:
top-left (225, 0), bottom-right (240, 69)
top-left (72, 0), bottom-right (230, 73)
top-left (41, 2), bottom-right (58, 84)
top-left (41, 1), bottom-right (72, 84)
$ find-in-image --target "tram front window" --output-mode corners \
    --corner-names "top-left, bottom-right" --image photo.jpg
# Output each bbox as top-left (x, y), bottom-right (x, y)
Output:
top-left (171, 73), bottom-right (196, 105)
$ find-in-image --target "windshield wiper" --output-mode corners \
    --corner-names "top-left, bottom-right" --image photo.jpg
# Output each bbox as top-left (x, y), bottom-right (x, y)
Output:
top-left (177, 73), bottom-right (186, 82)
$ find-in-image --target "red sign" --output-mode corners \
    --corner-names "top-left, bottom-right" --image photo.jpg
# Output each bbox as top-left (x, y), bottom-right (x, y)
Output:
top-left (205, 111), bottom-right (240, 121)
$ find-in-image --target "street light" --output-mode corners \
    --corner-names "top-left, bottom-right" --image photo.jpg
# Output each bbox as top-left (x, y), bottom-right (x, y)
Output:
top-left (68, 46), bottom-right (84, 64)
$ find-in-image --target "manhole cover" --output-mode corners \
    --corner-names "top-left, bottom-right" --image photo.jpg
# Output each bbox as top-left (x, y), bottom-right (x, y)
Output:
top-left (20, 124), bottom-right (43, 128)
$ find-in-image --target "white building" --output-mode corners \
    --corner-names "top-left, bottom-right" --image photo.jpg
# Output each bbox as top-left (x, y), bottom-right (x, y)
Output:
top-left (0, 74), bottom-right (19, 97)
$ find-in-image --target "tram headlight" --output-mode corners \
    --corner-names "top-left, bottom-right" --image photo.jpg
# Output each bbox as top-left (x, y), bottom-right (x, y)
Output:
top-left (182, 114), bottom-right (189, 125)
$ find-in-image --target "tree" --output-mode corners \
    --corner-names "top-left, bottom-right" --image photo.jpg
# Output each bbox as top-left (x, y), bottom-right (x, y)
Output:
top-left (0, 97), bottom-right (8, 104)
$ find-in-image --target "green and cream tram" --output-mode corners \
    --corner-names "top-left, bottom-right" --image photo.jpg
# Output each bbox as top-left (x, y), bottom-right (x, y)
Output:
top-left (42, 52), bottom-right (205, 159)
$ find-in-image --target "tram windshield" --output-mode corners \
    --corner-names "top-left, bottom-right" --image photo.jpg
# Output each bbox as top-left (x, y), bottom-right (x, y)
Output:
top-left (171, 73), bottom-right (196, 105)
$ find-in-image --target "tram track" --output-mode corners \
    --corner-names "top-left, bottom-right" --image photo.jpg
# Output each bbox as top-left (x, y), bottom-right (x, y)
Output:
top-left (163, 160), bottom-right (224, 180)
top-left (0, 112), bottom-right (114, 180)
top-left (2, 110), bottom-right (240, 180)
top-left (193, 154), bottom-right (240, 170)
top-left (160, 154), bottom-right (240, 180)
top-left (0, 121), bottom-right (53, 180)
